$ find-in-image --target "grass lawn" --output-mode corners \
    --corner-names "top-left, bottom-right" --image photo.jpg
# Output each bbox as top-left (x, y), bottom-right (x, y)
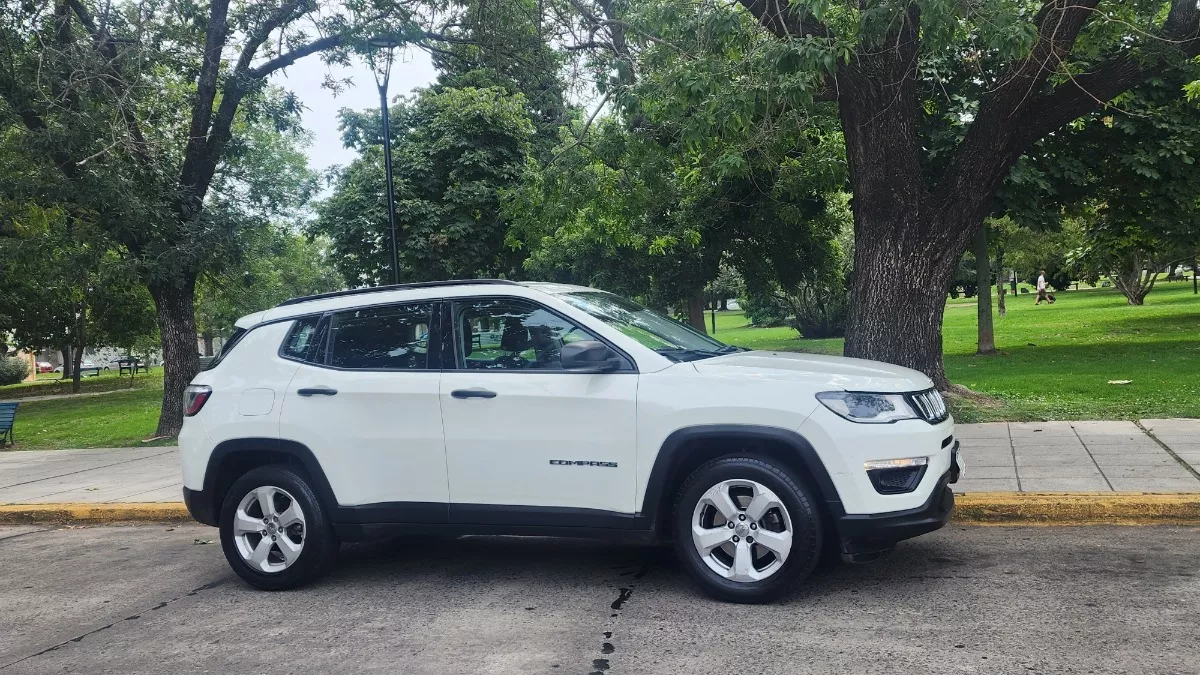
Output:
top-left (0, 367), bottom-right (163, 399)
top-left (4, 384), bottom-right (167, 451)
top-left (711, 281), bottom-right (1200, 422)
top-left (1, 371), bottom-right (167, 451)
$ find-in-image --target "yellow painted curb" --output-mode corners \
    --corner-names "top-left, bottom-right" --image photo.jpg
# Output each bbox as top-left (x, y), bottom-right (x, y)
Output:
top-left (952, 492), bottom-right (1200, 525)
top-left (0, 502), bottom-right (190, 525)
top-left (4, 494), bottom-right (1200, 526)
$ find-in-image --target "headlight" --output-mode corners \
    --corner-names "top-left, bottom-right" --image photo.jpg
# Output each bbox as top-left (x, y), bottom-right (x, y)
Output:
top-left (816, 391), bottom-right (919, 424)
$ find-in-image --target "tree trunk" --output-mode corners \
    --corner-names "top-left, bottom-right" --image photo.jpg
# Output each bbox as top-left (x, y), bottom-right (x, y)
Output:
top-left (844, 232), bottom-right (959, 388)
top-left (70, 301), bottom-right (86, 393)
top-left (60, 346), bottom-right (72, 379)
top-left (974, 226), bottom-right (996, 354)
top-left (720, 297), bottom-right (728, 311)
top-left (149, 275), bottom-right (200, 438)
top-left (1112, 254), bottom-right (1155, 305)
top-left (202, 332), bottom-right (214, 357)
top-left (995, 247), bottom-right (1007, 318)
top-left (70, 337), bottom-right (84, 394)
top-left (686, 291), bottom-right (708, 334)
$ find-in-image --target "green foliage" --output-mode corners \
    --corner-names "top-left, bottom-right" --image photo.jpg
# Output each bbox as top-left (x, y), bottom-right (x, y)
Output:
top-left (0, 356), bottom-right (29, 386)
top-left (315, 86), bottom-right (535, 286)
top-left (0, 205), bottom-right (156, 362)
top-left (947, 254), bottom-right (978, 299)
top-left (196, 230), bottom-right (342, 340)
top-left (1004, 72), bottom-right (1200, 303)
top-left (738, 290), bottom-right (790, 328)
top-left (736, 200), bottom-right (853, 338)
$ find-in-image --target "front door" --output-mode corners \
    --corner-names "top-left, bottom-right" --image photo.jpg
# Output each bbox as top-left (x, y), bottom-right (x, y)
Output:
top-left (440, 297), bottom-right (639, 518)
top-left (279, 302), bottom-right (448, 513)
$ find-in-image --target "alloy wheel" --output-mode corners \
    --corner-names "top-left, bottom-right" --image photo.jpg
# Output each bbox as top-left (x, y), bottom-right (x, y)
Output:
top-left (232, 485), bottom-right (306, 573)
top-left (691, 479), bottom-right (793, 583)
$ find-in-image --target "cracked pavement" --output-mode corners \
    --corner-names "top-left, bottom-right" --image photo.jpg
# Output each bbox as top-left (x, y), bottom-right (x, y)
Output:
top-left (2, 524), bottom-right (1199, 674)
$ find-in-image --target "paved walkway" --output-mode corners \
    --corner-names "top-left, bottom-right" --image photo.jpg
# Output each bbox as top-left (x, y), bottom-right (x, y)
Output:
top-left (0, 420), bottom-right (1196, 504)
top-left (954, 419), bottom-right (1200, 493)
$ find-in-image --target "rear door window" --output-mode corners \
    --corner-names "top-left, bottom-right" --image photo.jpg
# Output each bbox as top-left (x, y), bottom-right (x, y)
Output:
top-left (328, 303), bottom-right (434, 370)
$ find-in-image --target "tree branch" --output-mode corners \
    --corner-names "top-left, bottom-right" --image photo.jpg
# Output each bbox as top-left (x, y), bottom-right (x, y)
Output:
top-left (178, 0), bottom-right (232, 201)
top-left (736, 0), bottom-right (829, 40)
top-left (232, 0), bottom-right (307, 76)
top-left (548, 89), bottom-right (612, 167)
top-left (64, 0), bottom-right (151, 163)
top-left (1028, 0), bottom-right (1200, 140)
top-left (245, 33), bottom-right (343, 79)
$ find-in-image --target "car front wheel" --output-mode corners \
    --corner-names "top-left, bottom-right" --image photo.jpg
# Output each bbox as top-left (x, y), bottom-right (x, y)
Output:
top-left (219, 465), bottom-right (337, 590)
top-left (672, 456), bottom-right (823, 603)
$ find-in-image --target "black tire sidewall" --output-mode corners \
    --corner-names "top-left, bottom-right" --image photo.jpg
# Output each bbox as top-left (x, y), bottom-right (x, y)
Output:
top-left (219, 465), bottom-right (336, 591)
top-left (672, 456), bottom-right (824, 603)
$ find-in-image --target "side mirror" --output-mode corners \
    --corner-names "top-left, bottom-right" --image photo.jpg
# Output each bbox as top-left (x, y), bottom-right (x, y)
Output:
top-left (561, 341), bottom-right (622, 373)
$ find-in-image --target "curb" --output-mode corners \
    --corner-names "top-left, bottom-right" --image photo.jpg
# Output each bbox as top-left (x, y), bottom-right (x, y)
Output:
top-left (4, 494), bottom-right (1200, 526)
top-left (0, 503), bottom-right (190, 525)
top-left (952, 492), bottom-right (1200, 525)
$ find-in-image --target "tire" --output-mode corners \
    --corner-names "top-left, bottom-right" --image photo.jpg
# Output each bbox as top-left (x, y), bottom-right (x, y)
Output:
top-left (219, 465), bottom-right (338, 590)
top-left (672, 456), bottom-right (823, 603)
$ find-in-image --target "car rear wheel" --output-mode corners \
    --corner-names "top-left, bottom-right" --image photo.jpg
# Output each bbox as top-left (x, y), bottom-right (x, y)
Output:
top-left (672, 456), bottom-right (823, 603)
top-left (219, 465), bottom-right (337, 590)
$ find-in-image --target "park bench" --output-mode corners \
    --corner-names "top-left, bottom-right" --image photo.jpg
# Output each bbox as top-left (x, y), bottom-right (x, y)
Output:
top-left (116, 358), bottom-right (149, 376)
top-left (0, 402), bottom-right (17, 448)
top-left (79, 365), bottom-right (102, 377)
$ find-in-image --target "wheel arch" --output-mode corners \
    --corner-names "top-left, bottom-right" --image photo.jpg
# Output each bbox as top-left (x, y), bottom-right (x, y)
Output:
top-left (199, 438), bottom-right (338, 525)
top-left (640, 425), bottom-right (843, 537)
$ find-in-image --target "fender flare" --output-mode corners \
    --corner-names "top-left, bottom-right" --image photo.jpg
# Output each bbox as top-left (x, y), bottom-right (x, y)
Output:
top-left (638, 424), bottom-right (843, 526)
top-left (201, 437), bottom-right (339, 517)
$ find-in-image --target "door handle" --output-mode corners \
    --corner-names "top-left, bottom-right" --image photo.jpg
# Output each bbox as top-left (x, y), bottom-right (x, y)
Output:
top-left (451, 388), bottom-right (497, 399)
top-left (297, 386), bottom-right (338, 397)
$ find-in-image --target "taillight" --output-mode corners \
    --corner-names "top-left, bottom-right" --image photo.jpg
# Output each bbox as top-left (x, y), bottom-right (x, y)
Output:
top-left (184, 384), bottom-right (212, 416)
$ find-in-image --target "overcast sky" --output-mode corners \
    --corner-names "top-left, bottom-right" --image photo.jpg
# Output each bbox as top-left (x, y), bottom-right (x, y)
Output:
top-left (270, 48), bottom-right (438, 174)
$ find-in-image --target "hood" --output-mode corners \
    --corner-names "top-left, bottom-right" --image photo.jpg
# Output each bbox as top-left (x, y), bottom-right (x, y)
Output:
top-left (690, 350), bottom-right (933, 393)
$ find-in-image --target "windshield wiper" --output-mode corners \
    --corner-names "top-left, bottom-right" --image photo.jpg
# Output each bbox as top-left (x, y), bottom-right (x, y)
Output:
top-left (716, 344), bottom-right (746, 354)
top-left (654, 347), bottom-right (722, 362)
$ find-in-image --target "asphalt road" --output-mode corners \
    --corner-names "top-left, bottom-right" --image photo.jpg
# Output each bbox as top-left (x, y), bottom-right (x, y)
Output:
top-left (1, 524), bottom-right (1198, 675)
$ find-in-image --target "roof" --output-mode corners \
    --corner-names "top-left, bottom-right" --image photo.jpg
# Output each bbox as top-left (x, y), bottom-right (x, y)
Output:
top-left (237, 279), bottom-right (608, 330)
top-left (275, 279), bottom-right (519, 307)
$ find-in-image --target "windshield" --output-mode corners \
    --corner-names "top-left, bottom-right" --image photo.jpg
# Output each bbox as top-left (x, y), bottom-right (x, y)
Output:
top-left (560, 291), bottom-right (734, 362)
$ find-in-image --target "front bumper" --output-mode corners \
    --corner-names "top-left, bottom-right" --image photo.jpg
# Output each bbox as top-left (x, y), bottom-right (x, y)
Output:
top-left (835, 470), bottom-right (954, 555)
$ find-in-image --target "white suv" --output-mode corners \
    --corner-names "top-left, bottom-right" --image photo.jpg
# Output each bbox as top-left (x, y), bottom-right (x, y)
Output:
top-left (180, 280), bottom-right (961, 603)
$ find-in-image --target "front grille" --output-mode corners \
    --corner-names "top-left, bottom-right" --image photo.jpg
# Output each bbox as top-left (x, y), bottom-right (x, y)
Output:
top-left (908, 389), bottom-right (949, 424)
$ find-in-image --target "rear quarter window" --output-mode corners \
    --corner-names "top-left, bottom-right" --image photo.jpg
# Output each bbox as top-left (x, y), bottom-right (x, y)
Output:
top-left (280, 316), bottom-right (326, 363)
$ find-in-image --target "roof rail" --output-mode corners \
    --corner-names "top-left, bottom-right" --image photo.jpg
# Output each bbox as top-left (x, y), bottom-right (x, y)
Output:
top-left (275, 279), bottom-right (520, 308)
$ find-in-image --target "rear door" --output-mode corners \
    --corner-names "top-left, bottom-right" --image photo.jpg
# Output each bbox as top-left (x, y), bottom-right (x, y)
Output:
top-left (278, 301), bottom-right (448, 513)
top-left (439, 297), bottom-right (639, 517)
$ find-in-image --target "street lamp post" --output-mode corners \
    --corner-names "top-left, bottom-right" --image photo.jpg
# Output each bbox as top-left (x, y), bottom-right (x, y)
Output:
top-left (369, 37), bottom-right (402, 286)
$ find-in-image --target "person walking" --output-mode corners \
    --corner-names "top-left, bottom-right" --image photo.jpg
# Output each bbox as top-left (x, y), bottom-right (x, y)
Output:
top-left (1035, 270), bottom-right (1049, 305)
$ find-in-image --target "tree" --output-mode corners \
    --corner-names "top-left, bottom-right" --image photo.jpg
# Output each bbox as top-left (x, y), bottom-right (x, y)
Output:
top-left (731, 0), bottom-right (1200, 385)
top-left (1013, 75), bottom-right (1200, 304)
top-left (566, 0), bottom-right (1199, 385)
top-left (196, 230), bottom-right (341, 351)
top-left (315, 86), bottom-right (536, 286)
top-left (510, 1), bottom-right (849, 332)
top-left (0, 209), bottom-right (156, 393)
top-left (314, 0), bottom-right (568, 288)
top-left (0, 0), bottom-right (435, 435)
top-left (973, 227), bottom-right (995, 355)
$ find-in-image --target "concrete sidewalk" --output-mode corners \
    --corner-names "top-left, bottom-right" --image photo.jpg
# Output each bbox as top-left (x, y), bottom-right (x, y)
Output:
top-left (953, 419), bottom-right (1200, 493)
top-left (0, 420), bottom-right (1196, 507)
